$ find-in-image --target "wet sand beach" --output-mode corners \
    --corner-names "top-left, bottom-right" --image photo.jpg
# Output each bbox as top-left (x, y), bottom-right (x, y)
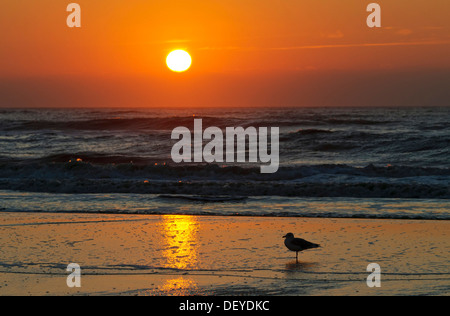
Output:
top-left (0, 212), bottom-right (448, 296)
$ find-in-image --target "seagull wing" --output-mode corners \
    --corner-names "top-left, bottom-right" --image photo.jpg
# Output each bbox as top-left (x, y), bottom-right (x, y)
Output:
top-left (292, 238), bottom-right (320, 250)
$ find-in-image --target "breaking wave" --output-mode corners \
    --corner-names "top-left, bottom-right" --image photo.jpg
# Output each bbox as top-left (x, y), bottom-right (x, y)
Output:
top-left (0, 160), bottom-right (448, 198)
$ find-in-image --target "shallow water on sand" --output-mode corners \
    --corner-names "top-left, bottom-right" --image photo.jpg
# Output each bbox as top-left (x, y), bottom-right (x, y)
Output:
top-left (0, 213), bottom-right (448, 296)
top-left (1, 191), bottom-right (449, 220)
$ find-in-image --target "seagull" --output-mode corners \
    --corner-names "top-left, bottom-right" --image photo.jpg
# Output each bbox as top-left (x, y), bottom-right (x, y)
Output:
top-left (283, 233), bottom-right (320, 263)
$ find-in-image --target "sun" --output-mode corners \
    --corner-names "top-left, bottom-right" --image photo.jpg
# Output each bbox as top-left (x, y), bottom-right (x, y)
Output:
top-left (166, 50), bottom-right (192, 72)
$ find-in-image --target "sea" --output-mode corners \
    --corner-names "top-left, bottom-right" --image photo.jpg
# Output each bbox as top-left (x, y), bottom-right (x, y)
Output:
top-left (0, 106), bottom-right (449, 220)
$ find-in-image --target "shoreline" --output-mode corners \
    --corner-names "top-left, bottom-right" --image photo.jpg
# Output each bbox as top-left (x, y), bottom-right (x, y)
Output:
top-left (1, 212), bottom-right (448, 295)
top-left (2, 191), bottom-right (449, 220)
top-left (1, 209), bottom-right (450, 221)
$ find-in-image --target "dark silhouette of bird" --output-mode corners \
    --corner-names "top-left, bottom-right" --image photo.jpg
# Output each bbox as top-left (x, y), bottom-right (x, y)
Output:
top-left (283, 233), bottom-right (320, 263)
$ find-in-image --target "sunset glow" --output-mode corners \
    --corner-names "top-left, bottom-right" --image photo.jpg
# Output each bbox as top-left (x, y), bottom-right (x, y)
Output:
top-left (1, 0), bottom-right (449, 107)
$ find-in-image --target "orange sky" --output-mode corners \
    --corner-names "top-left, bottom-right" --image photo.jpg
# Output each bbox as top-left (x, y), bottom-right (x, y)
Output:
top-left (1, 0), bottom-right (449, 107)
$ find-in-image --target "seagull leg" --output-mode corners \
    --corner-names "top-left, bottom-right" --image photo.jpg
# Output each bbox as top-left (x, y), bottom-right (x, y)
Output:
top-left (296, 251), bottom-right (298, 263)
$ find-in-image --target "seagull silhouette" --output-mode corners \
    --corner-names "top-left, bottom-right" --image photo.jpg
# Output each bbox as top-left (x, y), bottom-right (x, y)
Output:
top-left (283, 233), bottom-right (320, 263)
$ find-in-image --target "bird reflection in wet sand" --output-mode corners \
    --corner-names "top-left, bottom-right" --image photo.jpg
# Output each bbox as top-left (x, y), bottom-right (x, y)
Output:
top-left (283, 233), bottom-right (320, 263)
top-left (285, 261), bottom-right (317, 272)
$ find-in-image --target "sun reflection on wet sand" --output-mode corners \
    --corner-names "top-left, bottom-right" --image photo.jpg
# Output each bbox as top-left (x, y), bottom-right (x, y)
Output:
top-left (137, 276), bottom-right (202, 296)
top-left (160, 215), bottom-right (200, 270)
top-left (158, 215), bottom-right (201, 294)
top-left (160, 277), bottom-right (200, 296)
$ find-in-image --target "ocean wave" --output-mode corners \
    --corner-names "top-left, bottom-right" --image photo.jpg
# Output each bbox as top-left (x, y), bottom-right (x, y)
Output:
top-left (1, 116), bottom-right (250, 132)
top-left (1, 193), bottom-right (449, 220)
top-left (1, 207), bottom-right (449, 220)
top-left (2, 179), bottom-right (447, 198)
top-left (30, 153), bottom-right (158, 164)
top-left (158, 194), bottom-right (248, 202)
top-left (312, 142), bottom-right (358, 151)
top-left (292, 129), bottom-right (335, 135)
top-left (0, 161), bottom-right (448, 198)
top-left (0, 108), bottom-right (448, 199)
top-left (1, 160), bottom-right (449, 180)
top-left (280, 129), bottom-right (334, 141)
top-left (0, 114), bottom-right (401, 132)
top-left (325, 118), bottom-right (397, 125)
